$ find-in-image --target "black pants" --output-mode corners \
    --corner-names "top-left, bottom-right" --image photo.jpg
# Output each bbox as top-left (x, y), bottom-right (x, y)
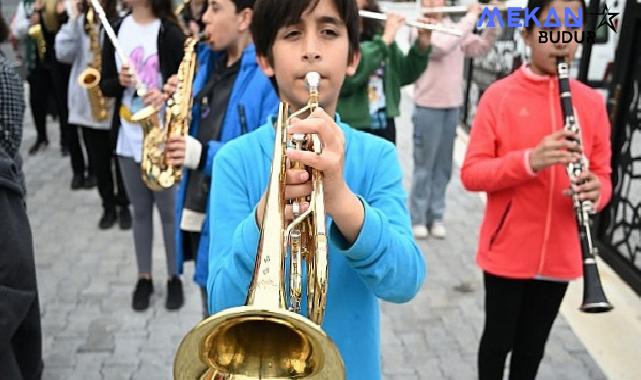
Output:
top-left (478, 272), bottom-right (568, 380)
top-left (82, 127), bottom-right (129, 211)
top-left (183, 230), bottom-right (209, 319)
top-left (27, 63), bottom-right (71, 147)
top-left (361, 117), bottom-right (396, 145)
top-left (67, 124), bottom-right (93, 177)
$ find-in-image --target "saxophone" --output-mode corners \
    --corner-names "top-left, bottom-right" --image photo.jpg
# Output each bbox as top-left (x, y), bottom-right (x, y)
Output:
top-left (133, 37), bottom-right (199, 191)
top-left (27, 0), bottom-right (57, 61)
top-left (78, 6), bottom-right (110, 122)
top-left (28, 24), bottom-right (46, 60)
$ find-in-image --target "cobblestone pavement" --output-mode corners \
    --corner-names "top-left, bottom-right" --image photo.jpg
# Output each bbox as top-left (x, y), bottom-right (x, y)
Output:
top-left (17, 86), bottom-right (606, 379)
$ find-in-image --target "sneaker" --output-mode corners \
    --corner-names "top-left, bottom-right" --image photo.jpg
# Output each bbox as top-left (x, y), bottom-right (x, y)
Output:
top-left (28, 140), bottom-right (49, 156)
top-left (98, 209), bottom-right (117, 230)
top-left (71, 174), bottom-right (85, 190)
top-left (166, 277), bottom-right (184, 310)
top-left (84, 175), bottom-right (97, 189)
top-left (119, 206), bottom-right (132, 230)
top-left (412, 225), bottom-right (429, 239)
top-left (132, 278), bottom-right (153, 311)
top-left (430, 222), bottom-right (447, 239)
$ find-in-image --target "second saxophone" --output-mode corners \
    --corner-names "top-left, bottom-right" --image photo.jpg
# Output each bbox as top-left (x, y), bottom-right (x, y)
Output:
top-left (77, 4), bottom-right (110, 122)
top-left (133, 37), bottom-right (199, 191)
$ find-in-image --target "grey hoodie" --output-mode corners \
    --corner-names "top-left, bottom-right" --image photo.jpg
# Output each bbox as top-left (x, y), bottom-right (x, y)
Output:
top-left (55, 14), bottom-right (114, 129)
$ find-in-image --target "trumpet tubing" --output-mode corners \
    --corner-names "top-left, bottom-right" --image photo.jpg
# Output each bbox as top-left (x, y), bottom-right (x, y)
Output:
top-left (172, 73), bottom-right (345, 379)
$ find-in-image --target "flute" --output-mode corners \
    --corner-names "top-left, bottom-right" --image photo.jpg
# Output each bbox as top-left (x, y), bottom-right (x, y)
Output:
top-left (358, 10), bottom-right (463, 36)
top-left (421, 3), bottom-right (509, 14)
top-left (88, 0), bottom-right (147, 97)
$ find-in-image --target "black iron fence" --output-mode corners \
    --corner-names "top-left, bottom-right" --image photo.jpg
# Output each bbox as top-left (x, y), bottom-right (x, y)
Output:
top-left (599, 0), bottom-right (641, 296)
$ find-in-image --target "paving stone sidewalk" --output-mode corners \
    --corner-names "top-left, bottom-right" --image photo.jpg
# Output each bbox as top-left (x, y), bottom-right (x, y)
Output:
top-left (16, 86), bottom-right (606, 379)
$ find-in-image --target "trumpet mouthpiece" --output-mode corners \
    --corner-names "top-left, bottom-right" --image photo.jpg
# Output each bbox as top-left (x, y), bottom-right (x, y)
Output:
top-left (305, 72), bottom-right (321, 92)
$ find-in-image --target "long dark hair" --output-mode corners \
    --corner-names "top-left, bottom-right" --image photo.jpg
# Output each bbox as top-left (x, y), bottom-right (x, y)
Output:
top-left (360, 0), bottom-right (383, 42)
top-left (0, 8), bottom-right (9, 43)
top-left (150, 0), bottom-right (179, 24)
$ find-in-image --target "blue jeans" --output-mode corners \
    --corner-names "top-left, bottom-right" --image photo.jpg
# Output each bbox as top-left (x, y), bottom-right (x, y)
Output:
top-left (409, 106), bottom-right (459, 226)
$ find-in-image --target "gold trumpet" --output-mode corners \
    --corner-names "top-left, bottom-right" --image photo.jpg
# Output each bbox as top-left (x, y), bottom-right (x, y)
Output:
top-left (172, 72), bottom-right (345, 379)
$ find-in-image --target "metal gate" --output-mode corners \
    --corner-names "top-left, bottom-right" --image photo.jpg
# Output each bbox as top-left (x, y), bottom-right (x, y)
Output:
top-left (599, 0), bottom-right (641, 295)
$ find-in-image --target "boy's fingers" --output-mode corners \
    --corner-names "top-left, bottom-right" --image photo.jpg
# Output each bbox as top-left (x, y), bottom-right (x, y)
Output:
top-left (286, 149), bottom-right (327, 171)
top-left (285, 183), bottom-right (312, 200)
top-left (288, 108), bottom-right (341, 150)
top-left (286, 168), bottom-right (309, 184)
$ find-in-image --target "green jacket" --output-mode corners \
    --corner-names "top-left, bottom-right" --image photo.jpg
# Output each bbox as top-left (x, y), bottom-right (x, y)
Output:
top-left (337, 35), bottom-right (430, 129)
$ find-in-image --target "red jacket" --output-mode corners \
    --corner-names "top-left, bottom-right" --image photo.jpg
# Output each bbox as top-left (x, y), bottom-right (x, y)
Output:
top-left (461, 66), bottom-right (612, 280)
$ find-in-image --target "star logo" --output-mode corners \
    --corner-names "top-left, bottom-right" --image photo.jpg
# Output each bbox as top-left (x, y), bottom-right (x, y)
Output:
top-left (589, 4), bottom-right (619, 33)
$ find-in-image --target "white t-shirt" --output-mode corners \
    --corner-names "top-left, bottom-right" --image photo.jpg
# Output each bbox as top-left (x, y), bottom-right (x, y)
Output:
top-left (115, 16), bottom-right (162, 162)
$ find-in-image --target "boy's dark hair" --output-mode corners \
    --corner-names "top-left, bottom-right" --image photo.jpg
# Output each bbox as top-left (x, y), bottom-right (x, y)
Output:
top-left (525, 0), bottom-right (586, 31)
top-left (251, 0), bottom-right (360, 61)
top-left (232, 0), bottom-right (256, 11)
top-left (0, 9), bottom-right (9, 43)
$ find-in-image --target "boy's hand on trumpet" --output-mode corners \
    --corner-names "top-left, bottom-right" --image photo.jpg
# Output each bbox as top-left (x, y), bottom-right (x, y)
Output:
top-left (255, 108), bottom-right (364, 243)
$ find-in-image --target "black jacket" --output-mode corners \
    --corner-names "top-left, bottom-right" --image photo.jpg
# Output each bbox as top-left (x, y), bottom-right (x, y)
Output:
top-left (0, 149), bottom-right (42, 380)
top-left (99, 16), bottom-right (185, 146)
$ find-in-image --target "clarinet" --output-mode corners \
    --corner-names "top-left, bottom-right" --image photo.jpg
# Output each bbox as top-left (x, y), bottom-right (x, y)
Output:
top-left (556, 57), bottom-right (612, 313)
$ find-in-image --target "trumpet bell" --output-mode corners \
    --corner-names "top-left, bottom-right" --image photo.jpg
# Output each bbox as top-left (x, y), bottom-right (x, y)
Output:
top-left (174, 306), bottom-right (344, 380)
top-left (78, 67), bottom-right (101, 88)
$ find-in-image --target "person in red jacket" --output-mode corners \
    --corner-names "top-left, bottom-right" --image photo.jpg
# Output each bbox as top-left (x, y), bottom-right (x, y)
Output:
top-left (460, 0), bottom-right (612, 379)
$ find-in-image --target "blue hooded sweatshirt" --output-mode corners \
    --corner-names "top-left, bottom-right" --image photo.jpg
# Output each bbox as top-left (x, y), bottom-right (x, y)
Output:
top-left (175, 43), bottom-right (278, 286)
top-left (207, 118), bottom-right (427, 380)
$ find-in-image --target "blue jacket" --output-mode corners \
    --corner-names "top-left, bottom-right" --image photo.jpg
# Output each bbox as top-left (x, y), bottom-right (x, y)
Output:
top-left (175, 43), bottom-right (278, 286)
top-left (207, 119), bottom-right (427, 380)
